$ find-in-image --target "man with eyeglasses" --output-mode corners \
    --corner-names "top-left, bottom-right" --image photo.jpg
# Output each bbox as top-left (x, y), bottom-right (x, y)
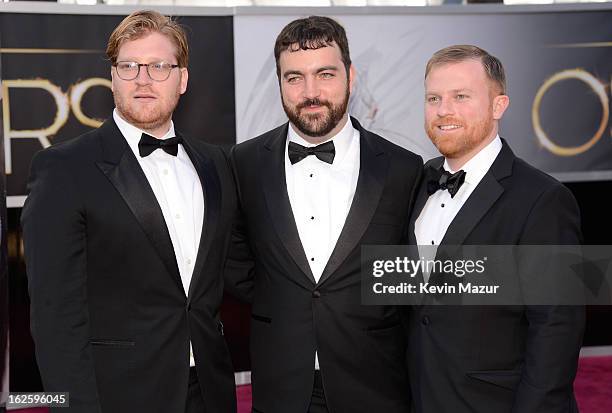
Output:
top-left (21, 10), bottom-right (237, 413)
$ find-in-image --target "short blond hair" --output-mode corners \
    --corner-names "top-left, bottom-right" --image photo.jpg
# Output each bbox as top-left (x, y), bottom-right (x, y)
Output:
top-left (106, 10), bottom-right (189, 67)
top-left (425, 45), bottom-right (506, 95)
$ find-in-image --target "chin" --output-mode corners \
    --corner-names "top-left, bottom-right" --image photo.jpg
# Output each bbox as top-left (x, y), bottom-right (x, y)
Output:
top-left (433, 142), bottom-right (462, 159)
top-left (134, 110), bottom-right (166, 125)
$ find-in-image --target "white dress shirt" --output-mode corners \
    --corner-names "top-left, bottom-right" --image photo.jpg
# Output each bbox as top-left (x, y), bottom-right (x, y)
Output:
top-left (415, 136), bottom-right (502, 281)
top-left (113, 109), bottom-right (203, 367)
top-left (284, 116), bottom-right (360, 369)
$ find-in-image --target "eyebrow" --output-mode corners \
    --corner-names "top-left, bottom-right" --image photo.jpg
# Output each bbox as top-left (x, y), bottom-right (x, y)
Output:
top-left (283, 70), bottom-right (303, 79)
top-left (116, 58), bottom-right (174, 64)
top-left (282, 65), bottom-right (340, 79)
top-left (316, 65), bottom-right (339, 73)
top-left (425, 88), bottom-right (474, 95)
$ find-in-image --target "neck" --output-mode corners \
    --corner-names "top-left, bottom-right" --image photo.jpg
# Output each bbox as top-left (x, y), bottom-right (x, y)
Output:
top-left (447, 154), bottom-right (474, 172)
top-left (293, 113), bottom-right (349, 145)
top-left (143, 123), bottom-right (171, 140)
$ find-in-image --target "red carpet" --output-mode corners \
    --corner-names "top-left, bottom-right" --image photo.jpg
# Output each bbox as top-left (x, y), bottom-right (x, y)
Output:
top-left (237, 384), bottom-right (252, 412)
top-left (10, 357), bottom-right (612, 413)
top-left (575, 355), bottom-right (612, 413)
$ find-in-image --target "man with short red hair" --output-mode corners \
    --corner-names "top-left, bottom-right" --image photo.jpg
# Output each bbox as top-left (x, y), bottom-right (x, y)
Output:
top-left (22, 11), bottom-right (237, 413)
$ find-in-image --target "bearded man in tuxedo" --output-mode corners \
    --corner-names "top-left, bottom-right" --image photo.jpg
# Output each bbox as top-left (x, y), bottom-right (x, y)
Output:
top-left (22, 10), bottom-right (236, 413)
top-left (405, 44), bottom-right (584, 413)
top-left (226, 15), bottom-right (423, 413)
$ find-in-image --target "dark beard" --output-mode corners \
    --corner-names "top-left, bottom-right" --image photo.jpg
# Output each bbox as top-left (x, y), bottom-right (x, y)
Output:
top-left (282, 84), bottom-right (350, 138)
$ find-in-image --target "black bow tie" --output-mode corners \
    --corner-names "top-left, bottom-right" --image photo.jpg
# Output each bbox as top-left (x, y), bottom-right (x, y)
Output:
top-left (426, 165), bottom-right (466, 198)
top-left (288, 141), bottom-right (335, 165)
top-left (138, 133), bottom-right (183, 157)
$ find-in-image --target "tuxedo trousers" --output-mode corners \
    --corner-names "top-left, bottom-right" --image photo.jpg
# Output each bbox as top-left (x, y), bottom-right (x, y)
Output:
top-left (186, 367), bottom-right (206, 413)
top-left (308, 371), bottom-right (329, 413)
top-left (252, 371), bottom-right (329, 413)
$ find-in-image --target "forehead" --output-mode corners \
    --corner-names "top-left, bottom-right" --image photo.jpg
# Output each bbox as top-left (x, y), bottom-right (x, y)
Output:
top-left (425, 59), bottom-right (489, 91)
top-left (117, 31), bottom-right (177, 60)
top-left (279, 42), bottom-right (343, 71)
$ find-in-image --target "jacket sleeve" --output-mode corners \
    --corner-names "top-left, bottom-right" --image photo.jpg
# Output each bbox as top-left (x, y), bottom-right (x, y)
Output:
top-left (222, 145), bottom-right (254, 304)
top-left (512, 184), bottom-right (585, 413)
top-left (21, 149), bottom-right (101, 413)
top-left (400, 154), bottom-right (424, 245)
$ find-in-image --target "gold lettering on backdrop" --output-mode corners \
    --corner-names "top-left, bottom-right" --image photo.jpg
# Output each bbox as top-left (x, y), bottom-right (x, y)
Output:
top-left (2, 79), bottom-right (69, 174)
top-left (2, 78), bottom-right (112, 174)
top-left (70, 78), bottom-right (112, 128)
top-left (532, 69), bottom-right (609, 156)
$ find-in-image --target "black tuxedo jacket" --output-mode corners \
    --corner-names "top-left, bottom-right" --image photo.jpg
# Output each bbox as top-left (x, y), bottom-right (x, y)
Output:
top-left (226, 117), bottom-right (423, 413)
top-left (21, 119), bottom-right (237, 413)
top-left (405, 140), bottom-right (584, 413)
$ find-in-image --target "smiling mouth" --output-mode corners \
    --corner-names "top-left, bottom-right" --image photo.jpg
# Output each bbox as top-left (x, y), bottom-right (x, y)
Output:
top-left (437, 124), bottom-right (461, 131)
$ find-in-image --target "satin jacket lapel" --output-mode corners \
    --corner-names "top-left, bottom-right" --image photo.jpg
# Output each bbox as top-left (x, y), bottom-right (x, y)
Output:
top-left (407, 158), bottom-right (443, 295)
top-left (407, 181), bottom-right (432, 290)
top-left (408, 157), bottom-right (444, 245)
top-left (262, 124), bottom-right (316, 285)
top-left (318, 119), bottom-right (387, 287)
top-left (95, 119), bottom-right (182, 291)
top-left (440, 140), bottom-right (514, 246)
top-left (179, 135), bottom-right (221, 300)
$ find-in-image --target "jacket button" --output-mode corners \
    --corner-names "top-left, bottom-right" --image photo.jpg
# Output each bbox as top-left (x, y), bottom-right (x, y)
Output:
top-left (421, 316), bottom-right (430, 325)
top-left (312, 290), bottom-right (321, 298)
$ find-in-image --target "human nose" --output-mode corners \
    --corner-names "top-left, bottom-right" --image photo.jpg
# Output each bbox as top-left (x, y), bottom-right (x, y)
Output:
top-left (437, 97), bottom-right (454, 117)
top-left (134, 64), bottom-right (152, 85)
top-left (303, 76), bottom-right (320, 100)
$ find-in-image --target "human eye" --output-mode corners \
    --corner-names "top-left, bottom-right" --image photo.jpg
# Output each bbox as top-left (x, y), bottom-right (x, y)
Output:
top-left (149, 62), bottom-right (167, 72)
top-left (117, 61), bottom-right (137, 71)
top-left (456, 94), bottom-right (469, 100)
top-left (426, 95), bottom-right (440, 104)
top-left (319, 72), bottom-right (335, 79)
top-left (286, 75), bottom-right (302, 84)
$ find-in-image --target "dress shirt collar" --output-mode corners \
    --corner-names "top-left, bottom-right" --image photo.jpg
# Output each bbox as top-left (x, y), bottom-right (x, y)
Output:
top-left (287, 115), bottom-right (356, 166)
top-left (443, 135), bottom-right (502, 186)
top-left (113, 108), bottom-right (176, 157)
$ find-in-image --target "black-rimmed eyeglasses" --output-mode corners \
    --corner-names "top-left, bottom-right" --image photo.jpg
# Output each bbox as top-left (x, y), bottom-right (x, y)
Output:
top-left (113, 61), bottom-right (179, 82)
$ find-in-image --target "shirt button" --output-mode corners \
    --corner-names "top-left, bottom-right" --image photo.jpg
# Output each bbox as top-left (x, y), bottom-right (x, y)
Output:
top-left (311, 257), bottom-right (315, 262)
top-left (441, 203), bottom-right (445, 208)
top-left (186, 258), bottom-right (192, 265)
top-left (431, 240), bottom-right (435, 245)
top-left (310, 216), bottom-right (315, 220)
top-left (175, 213), bottom-right (181, 220)
top-left (310, 173), bottom-right (314, 178)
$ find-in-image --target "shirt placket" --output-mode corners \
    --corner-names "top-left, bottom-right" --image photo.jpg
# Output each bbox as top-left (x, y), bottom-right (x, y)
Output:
top-left (162, 158), bottom-right (192, 289)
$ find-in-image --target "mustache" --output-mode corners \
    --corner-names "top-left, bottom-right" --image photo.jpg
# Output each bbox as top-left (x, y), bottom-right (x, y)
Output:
top-left (296, 98), bottom-right (331, 110)
top-left (133, 88), bottom-right (157, 95)
top-left (432, 117), bottom-right (463, 126)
